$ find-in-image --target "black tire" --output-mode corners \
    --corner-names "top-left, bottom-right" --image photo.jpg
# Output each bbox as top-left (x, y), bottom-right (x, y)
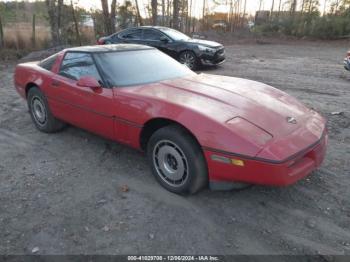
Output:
top-left (27, 87), bottom-right (66, 133)
top-left (147, 125), bottom-right (208, 194)
top-left (178, 50), bottom-right (198, 70)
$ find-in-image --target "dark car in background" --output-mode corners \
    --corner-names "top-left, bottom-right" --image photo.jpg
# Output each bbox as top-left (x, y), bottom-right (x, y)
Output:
top-left (98, 26), bottom-right (225, 70)
top-left (344, 50), bottom-right (350, 71)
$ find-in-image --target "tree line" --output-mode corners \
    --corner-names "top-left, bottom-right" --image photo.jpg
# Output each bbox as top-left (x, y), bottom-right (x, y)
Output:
top-left (255, 0), bottom-right (350, 39)
top-left (1, 0), bottom-right (350, 50)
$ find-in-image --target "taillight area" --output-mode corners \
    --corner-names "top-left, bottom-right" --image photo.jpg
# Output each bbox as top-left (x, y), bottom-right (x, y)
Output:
top-left (97, 39), bottom-right (105, 45)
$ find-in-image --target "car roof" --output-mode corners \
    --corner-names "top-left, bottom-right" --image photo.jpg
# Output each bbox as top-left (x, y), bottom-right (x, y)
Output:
top-left (139, 26), bottom-right (169, 29)
top-left (120, 26), bottom-right (173, 31)
top-left (64, 44), bottom-right (154, 53)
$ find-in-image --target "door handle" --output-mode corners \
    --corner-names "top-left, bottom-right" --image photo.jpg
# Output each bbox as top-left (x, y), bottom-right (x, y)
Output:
top-left (52, 80), bottom-right (60, 87)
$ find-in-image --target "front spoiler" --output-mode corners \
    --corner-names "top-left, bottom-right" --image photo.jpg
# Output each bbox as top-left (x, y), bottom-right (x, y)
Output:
top-left (204, 131), bottom-right (328, 190)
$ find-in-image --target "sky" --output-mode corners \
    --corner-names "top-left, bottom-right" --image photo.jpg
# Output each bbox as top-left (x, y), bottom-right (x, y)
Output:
top-left (0, 0), bottom-right (329, 17)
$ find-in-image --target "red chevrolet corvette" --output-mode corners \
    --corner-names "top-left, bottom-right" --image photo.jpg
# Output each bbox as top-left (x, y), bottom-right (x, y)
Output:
top-left (14, 44), bottom-right (327, 194)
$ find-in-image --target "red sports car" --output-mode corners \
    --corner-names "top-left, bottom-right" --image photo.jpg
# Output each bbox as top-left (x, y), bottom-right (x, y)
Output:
top-left (14, 44), bottom-right (327, 194)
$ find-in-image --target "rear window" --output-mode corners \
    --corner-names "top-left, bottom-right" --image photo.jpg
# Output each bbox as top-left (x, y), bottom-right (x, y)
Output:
top-left (39, 54), bottom-right (58, 71)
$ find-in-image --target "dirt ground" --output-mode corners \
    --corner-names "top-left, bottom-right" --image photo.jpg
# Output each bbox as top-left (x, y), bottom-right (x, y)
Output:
top-left (0, 41), bottom-right (350, 256)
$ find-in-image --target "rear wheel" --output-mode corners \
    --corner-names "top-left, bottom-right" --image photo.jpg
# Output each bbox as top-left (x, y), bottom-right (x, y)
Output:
top-left (27, 87), bottom-right (65, 133)
top-left (147, 125), bottom-right (208, 194)
top-left (179, 51), bottom-right (198, 70)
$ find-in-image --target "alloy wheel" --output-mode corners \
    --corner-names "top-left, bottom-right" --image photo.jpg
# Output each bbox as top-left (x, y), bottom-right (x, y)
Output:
top-left (31, 96), bottom-right (47, 126)
top-left (179, 52), bottom-right (196, 69)
top-left (152, 140), bottom-right (189, 187)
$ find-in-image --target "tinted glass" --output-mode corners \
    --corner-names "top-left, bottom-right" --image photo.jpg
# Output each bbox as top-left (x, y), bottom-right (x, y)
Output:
top-left (143, 29), bottom-right (163, 40)
top-left (94, 49), bottom-right (194, 87)
top-left (59, 52), bottom-right (101, 81)
top-left (39, 54), bottom-right (58, 71)
top-left (111, 33), bottom-right (119, 40)
top-left (159, 28), bottom-right (190, 41)
top-left (120, 29), bottom-right (142, 39)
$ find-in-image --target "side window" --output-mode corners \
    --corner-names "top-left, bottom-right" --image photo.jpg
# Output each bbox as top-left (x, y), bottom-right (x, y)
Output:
top-left (59, 52), bottom-right (101, 81)
top-left (143, 29), bottom-right (163, 41)
top-left (119, 29), bottom-right (142, 40)
top-left (39, 54), bottom-right (58, 71)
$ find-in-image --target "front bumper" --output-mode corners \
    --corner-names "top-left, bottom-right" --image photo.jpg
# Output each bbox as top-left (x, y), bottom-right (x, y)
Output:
top-left (201, 58), bottom-right (226, 66)
top-left (344, 57), bottom-right (350, 71)
top-left (199, 47), bottom-right (226, 66)
top-left (204, 131), bottom-right (328, 188)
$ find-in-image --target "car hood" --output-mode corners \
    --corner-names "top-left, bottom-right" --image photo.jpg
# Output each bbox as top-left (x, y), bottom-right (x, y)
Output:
top-left (128, 73), bottom-right (325, 141)
top-left (185, 38), bottom-right (223, 48)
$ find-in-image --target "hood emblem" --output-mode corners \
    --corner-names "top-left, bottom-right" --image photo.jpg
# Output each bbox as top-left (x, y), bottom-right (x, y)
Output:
top-left (286, 116), bottom-right (297, 124)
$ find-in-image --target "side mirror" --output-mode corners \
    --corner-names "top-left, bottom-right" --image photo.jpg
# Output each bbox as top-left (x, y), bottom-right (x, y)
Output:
top-left (77, 76), bottom-right (101, 89)
top-left (160, 36), bottom-right (169, 43)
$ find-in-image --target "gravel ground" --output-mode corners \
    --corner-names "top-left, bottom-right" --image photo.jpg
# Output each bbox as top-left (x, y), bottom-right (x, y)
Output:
top-left (0, 42), bottom-right (350, 255)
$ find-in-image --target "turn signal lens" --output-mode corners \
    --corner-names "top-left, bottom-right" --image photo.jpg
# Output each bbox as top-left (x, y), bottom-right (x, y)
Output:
top-left (231, 159), bottom-right (245, 166)
top-left (211, 155), bottom-right (245, 167)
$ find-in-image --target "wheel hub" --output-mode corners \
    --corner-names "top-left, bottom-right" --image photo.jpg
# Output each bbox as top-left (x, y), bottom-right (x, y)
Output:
top-left (153, 140), bottom-right (189, 187)
top-left (32, 97), bottom-right (47, 125)
top-left (180, 53), bottom-right (195, 69)
top-left (166, 154), bottom-right (178, 170)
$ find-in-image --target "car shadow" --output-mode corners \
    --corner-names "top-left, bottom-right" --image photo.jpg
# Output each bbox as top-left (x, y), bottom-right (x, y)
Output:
top-left (59, 125), bottom-right (252, 194)
top-left (196, 64), bottom-right (222, 73)
top-left (53, 123), bottom-right (326, 205)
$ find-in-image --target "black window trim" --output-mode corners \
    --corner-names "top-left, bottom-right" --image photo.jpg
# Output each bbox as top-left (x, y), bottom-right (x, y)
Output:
top-left (118, 28), bottom-right (143, 41)
top-left (142, 28), bottom-right (167, 41)
top-left (156, 28), bottom-right (177, 42)
top-left (142, 28), bottom-right (172, 42)
top-left (117, 28), bottom-right (173, 42)
top-left (39, 54), bottom-right (58, 72)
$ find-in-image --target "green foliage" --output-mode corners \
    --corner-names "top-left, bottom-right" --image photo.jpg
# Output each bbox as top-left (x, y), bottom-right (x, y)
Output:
top-left (0, 1), bottom-right (48, 24)
top-left (117, 1), bottom-right (136, 29)
top-left (254, 6), bottom-right (350, 39)
top-left (313, 13), bottom-right (350, 38)
top-left (0, 1), bottom-right (94, 50)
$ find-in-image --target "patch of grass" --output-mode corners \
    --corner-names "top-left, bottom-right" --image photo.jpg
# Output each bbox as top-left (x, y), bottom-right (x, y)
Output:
top-left (0, 48), bottom-right (28, 61)
top-left (3, 23), bottom-right (50, 50)
top-left (0, 23), bottom-right (96, 61)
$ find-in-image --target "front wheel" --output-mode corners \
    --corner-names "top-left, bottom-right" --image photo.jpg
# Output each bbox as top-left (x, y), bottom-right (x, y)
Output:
top-left (178, 51), bottom-right (198, 70)
top-left (147, 125), bottom-right (208, 194)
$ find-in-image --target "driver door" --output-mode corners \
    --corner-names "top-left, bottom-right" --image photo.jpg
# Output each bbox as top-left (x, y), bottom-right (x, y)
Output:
top-left (48, 52), bottom-right (115, 140)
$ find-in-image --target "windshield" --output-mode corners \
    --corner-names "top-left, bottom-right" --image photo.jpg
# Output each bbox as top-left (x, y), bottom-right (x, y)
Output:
top-left (94, 49), bottom-right (195, 87)
top-left (160, 28), bottom-right (191, 41)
